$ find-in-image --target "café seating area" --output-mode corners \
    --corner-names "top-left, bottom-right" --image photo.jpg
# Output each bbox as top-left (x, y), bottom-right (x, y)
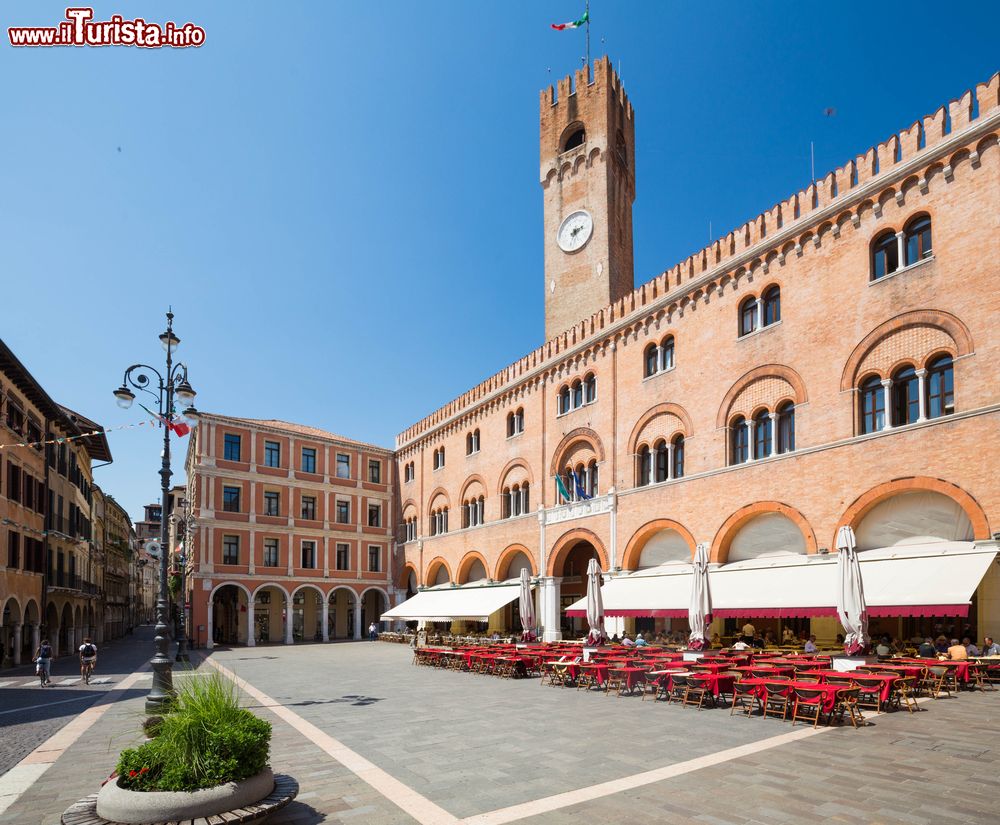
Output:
top-left (411, 641), bottom-right (1000, 729)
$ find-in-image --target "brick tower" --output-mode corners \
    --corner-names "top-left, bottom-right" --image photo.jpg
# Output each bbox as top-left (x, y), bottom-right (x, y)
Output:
top-left (540, 56), bottom-right (635, 341)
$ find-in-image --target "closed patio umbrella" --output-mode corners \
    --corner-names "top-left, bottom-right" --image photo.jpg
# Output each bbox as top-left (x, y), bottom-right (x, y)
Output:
top-left (688, 542), bottom-right (712, 650)
top-left (518, 567), bottom-right (536, 641)
top-left (836, 525), bottom-right (869, 655)
top-left (585, 557), bottom-right (606, 646)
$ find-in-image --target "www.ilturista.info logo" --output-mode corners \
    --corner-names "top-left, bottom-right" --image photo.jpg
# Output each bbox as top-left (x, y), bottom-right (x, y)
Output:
top-left (8, 7), bottom-right (205, 48)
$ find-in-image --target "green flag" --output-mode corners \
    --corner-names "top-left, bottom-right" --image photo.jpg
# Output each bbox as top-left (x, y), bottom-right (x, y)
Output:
top-left (555, 474), bottom-right (571, 503)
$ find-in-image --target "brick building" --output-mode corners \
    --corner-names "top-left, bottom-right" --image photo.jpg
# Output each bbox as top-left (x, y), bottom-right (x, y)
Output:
top-left (185, 415), bottom-right (395, 647)
top-left (387, 59), bottom-right (1000, 643)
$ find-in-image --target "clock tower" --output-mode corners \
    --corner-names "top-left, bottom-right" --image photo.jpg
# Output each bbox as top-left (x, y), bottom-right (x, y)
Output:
top-left (540, 57), bottom-right (635, 341)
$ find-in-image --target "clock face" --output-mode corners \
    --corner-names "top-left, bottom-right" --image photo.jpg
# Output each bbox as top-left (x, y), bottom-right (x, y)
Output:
top-left (557, 210), bottom-right (594, 253)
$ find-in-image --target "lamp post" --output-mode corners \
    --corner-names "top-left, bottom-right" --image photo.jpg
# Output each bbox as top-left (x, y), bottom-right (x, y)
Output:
top-left (112, 309), bottom-right (200, 713)
top-left (170, 498), bottom-right (196, 663)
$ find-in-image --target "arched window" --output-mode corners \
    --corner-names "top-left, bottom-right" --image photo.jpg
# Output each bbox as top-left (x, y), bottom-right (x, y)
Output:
top-left (644, 343), bottom-right (658, 377)
top-left (522, 482), bottom-right (530, 512)
top-left (637, 445), bottom-right (651, 486)
top-left (926, 354), bottom-right (954, 418)
top-left (904, 215), bottom-right (932, 265)
top-left (775, 401), bottom-right (795, 454)
top-left (661, 336), bottom-right (675, 370)
top-left (871, 230), bottom-right (899, 280)
top-left (584, 373), bottom-right (596, 404)
top-left (892, 365), bottom-right (919, 426)
top-left (739, 297), bottom-right (758, 337)
top-left (762, 286), bottom-right (780, 326)
top-left (563, 126), bottom-right (585, 152)
top-left (507, 409), bottom-right (524, 436)
top-left (502, 487), bottom-right (511, 519)
top-left (860, 375), bottom-right (885, 434)
top-left (587, 460), bottom-right (598, 497)
top-left (558, 386), bottom-right (570, 415)
top-left (572, 379), bottom-right (583, 410)
top-left (752, 410), bottom-right (772, 459)
top-left (671, 434), bottom-right (685, 478)
top-left (654, 439), bottom-right (668, 483)
top-left (731, 416), bottom-right (749, 464)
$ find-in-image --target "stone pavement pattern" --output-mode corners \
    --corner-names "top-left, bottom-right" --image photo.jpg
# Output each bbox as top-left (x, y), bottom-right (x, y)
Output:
top-left (1, 641), bottom-right (997, 824)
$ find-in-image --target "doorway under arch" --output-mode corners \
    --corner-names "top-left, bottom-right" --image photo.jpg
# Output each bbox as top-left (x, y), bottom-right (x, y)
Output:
top-left (211, 584), bottom-right (249, 646)
top-left (292, 586), bottom-right (324, 643)
top-left (328, 588), bottom-right (358, 640)
top-left (252, 585), bottom-right (288, 644)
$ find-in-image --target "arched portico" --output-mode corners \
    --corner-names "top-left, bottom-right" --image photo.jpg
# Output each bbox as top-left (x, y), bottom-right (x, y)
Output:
top-left (291, 584), bottom-right (325, 643)
top-left (494, 543), bottom-right (537, 580)
top-left (208, 582), bottom-right (251, 648)
top-left (328, 586), bottom-right (360, 640)
top-left (2, 597), bottom-right (21, 668)
top-left (360, 587), bottom-right (389, 637)
top-left (250, 583), bottom-right (291, 645)
top-left (712, 501), bottom-right (817, 564)
top-left (621, 519), bottom-right (697, 570)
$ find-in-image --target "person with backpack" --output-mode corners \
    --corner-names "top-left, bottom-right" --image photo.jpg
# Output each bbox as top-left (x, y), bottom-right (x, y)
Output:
top-left (34, 639), bottom-right (53, 686)
top-left (79, 637), bottom-right (98, 684)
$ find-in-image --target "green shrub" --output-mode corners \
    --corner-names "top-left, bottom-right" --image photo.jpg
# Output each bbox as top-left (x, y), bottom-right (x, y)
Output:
top-left (116, 672), bottom-right (271, 792)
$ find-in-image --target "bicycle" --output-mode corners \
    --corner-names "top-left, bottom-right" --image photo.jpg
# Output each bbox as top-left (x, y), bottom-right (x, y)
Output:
top-left (81, 659), bottom-right (95, 685)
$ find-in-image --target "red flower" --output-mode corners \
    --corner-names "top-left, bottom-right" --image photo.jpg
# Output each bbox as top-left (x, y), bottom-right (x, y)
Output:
top-left (140, 767), bottom-right (149, 774)
top-left (129, 770), bottom-right (137, 778)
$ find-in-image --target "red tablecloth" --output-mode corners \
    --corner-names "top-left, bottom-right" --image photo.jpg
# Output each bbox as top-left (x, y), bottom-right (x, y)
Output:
top-left (863, 664), bottom-right (924, 680)
top-left (895, 658), bottom-right (971, 682)
top-left (690, 661), bottom-right (737, 674)
top-left (576, 662), bottom-right (610, 685)
top-left (738, 665), bottom-right (795, 678)
top-left (740, 678), bottom-right (840, 714)
top-left (610, 666), bottom-right (648, 693)
top-left (805, 670), bottom-right (899, 702)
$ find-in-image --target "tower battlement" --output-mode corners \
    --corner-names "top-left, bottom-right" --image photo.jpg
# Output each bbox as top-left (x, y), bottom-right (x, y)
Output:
top-left (540, 55), bottom-right (634, 121)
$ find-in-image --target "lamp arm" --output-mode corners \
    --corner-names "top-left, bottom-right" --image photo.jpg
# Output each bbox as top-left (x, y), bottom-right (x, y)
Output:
top-left (123, 364), bottom-right (166, 410)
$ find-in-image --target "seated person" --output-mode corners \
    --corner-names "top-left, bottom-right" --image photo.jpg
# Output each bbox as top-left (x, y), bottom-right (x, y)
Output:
top-left (751, 635), bottom-right (765, 649)
top-left (983, 636), bottom-right (1000, 656)
top-left (875, 638), bottom-right (892, 657)
top-left (946, 638), bottom-right (968, 660)
top-left (710, 632), bottom-right (722, 649)
top-left (610, 634), bottom-right (620, 644)
top-left (803, 635), bottom-right (819, 654)
top-left (918, 637), bottom-right (937, 658)
top-left (935, 636), bottom-right (950, 653)
top-left (621, 634), bottom-right (635, 647)
top-left (731, 638), bottom-right (751, 651)
top-left (634, 633), bottom-right (648, 647)
top-left (763, 630), bottom-right (777, 646)
top-left (964, 636), bottom-right (980, 656)
top-left (836, 633), bottom-right (845, 646)
top-left (781, 627), bottom-right (796, 644)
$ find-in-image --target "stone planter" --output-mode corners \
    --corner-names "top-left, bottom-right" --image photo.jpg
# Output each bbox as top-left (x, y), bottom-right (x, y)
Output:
top-left (96, 767), bottom-right (275, 824)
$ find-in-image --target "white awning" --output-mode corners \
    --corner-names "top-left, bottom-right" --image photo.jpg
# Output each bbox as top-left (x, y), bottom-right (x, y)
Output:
top-left (564, 542), bottom-right (996, 619)
top-left (381, 579), bottom-right (525, 622)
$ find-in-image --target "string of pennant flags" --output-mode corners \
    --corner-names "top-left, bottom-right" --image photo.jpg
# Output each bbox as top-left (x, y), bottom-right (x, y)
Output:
top-left (0, 415), bottom-right (186, 451)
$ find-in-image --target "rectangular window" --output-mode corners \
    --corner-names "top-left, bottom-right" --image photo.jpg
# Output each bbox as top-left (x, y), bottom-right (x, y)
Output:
top-left (301, 540), bottom-right (317, 569)
top-left (7, 531), bottom-right (20, 569)
top-left (336, 453), bottom-right (351, 479)
top-left (301, 447), bottom-right (317, 474)
top-left (223, 433), bottom-right (242, 461)
top-left (222, 485), bottom-right (241, 512)
top-left (336, 542), bottom-right (350, 570)
top-left (368, 459), bottom-right (381, 484)
top-left (367, 503), bottom-right (381, 528)
top-left (336, 499), bottom-right (350, 524)
top-left (263, 538), bottom-right (279, 567)
top-left (222, 535), bottom-right (239, 565)
top-left (264, 440), bottom-right (281, 468)
top-left (7, 463), bottom-right (21, 503)
top-left (368, 545), bottom-right (381, 573)
top-left (263, 491), bottom-right (280, 517)
top-left (301, 495), bottom-right (316, 520)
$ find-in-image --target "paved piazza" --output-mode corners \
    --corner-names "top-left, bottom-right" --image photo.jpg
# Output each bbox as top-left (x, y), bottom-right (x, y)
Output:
top-left (2, 634), bottom-right (999, 824)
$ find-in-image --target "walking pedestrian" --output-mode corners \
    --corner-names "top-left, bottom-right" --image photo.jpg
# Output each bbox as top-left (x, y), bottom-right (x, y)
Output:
top-left (368, 622), bottom-right (378, 642)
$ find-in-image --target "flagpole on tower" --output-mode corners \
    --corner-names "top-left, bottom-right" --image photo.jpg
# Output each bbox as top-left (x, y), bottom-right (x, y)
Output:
top-left (586, 0), bottom-right (591, 72)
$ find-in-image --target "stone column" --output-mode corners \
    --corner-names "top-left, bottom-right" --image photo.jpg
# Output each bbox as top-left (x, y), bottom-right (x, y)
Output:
top-left (915, 368), bottom-right (928, 422)
top-left (745, 420), bottom-right (755, 462)
top-left (881, 378), bottom-right (894, 430)
top-left (540, 577), bottom-right (562, 642)
top-left (31, 623), bottom-right (40, 657)
top-left (284, 601), bottom-right (294, 645)
top-left (321, 598), bottom-right (330, 642)
top-left (206, 602), bottom-right (214, 649)
top-left (352, 600), bottom-right (362, 641)
top-left (246, 599), bottom-right (256, 647)
top-left (895, 231), bottom-right (906, 269)
top-left (665, 443), bottom-right (673, 480)
top-left (64, 627), bottom-right (73, 657)
top-left (768, 412), bottom-right (777, 457)
top-left (12, 623), bottom-right (22, 666)
top-left (754, 298), bottom-right (762, 331)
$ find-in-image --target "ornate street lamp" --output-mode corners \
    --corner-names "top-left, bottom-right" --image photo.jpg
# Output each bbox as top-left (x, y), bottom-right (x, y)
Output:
top-left (112, 309), bottom-right (199, 713)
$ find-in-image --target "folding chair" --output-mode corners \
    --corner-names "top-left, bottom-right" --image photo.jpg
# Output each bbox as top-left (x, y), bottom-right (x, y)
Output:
top-left (923, 665), bottom-right (952, 699)
top-left (730, 681), bottom-right (760, 717)
top-left (761, 680), bottom-right (791, 721)
top-left (667, 673), bottom-right (690, 704)
top-left (790, 687), bottom-right (829, 728)
top-left (887, 675), bottom-right (919, 713)
top-left (683, 673), bottom-right (713, 709)
top-left (970, 665), bottom-right (994, 691)
top-left (833, 687), bottom-right (865, 728)
top-left (853, 676), bottom-right (885, 712)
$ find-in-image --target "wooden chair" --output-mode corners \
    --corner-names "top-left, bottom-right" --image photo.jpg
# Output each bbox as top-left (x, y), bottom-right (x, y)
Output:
top-left (887, 675), bottom-right (919, 713)
top-left (790, 687), bottom-right (829, 728)
top-left (923, 665), bottom-right (953, 699)
top-left (970, 665), bottom-right (994, 691)
top-left (853, 676), bottom-right (885, 712)
top-left (604, 668), bottom-right (626, 696)
top-left (833, 687), bottom-right (865, 728)
top-left (730, 681), bottom-right (760, 716)
top-left (667, 673), bottom-right (690, 704)
top-left (760, 681), bottom-right (792, 720)
top-left (683, 673), bottom-right (713, 709)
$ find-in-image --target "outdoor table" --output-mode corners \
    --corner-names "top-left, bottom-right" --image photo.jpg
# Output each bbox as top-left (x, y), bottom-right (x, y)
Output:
top-left (738, 665), bottom-right (795, 678)
top-left (609, 666), bottom-right (648, 695)
top-left (687, 672), bottom-right (736, 698)
top-left (860, 663), bottom-right (924, 680)
top-left (740, 678), bottom-right (840, 714)
top-left (576, 662), bottom-right (610, 687)
top-left (895, 658), bottom-right (971, 683)
top-left (805, 670), bottom-right (899, 703)
top-left (689, 661), bottom-right (736, 674)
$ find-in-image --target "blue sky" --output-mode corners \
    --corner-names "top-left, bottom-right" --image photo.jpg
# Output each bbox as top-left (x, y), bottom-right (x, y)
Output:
top-left (1, 1), bottom-right (996, 523)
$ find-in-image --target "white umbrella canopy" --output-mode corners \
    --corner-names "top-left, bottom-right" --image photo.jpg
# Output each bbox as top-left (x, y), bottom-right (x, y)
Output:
top-left (836, 525), bottom-right (869, 654)
top-left (585, 557), bottom-right (606, 646)
top-left (688, 542), bottom-right (712, 650)
top-left (518, 567), bottom-right (536, 641)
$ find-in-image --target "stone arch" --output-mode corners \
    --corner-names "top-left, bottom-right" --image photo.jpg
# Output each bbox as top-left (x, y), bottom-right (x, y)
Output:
top-left (627, 403), bottom-right (694, 454)
top-left (549, 427), bottom-right (606, 477)
top-left (2, 595), bottom-right (22, 622)
top-left (427, 487), bottom-right (450, 514)
top-left (459, 474), bottom-right (487, 503)
top-left (621, 519), bottom-right (698, 570)
top-left (209, 580), bottom-right (252, 601)
top-left (494, 543), bottom-right (537, 580)
top-left (496, 458), bottom-right (534, 495)
top-left (328, 584), bottom-right (359, 602)
top-left (23, 598), bottom-right (39, 625)
top-left (456, 550), bottom-right (490, 584)
top-left (839, 310), bottom-right (974, 391)
top-left (716, 365), bottom-right (808, 428)
top-left (835, 476), bottom-right (990, 547)
top-left (425, 556), bottom-right (453, 586)
top-left (546, 528), bottom-right (609, 576)
top-left (290, 582), bottom-right (326, 600)
top-left (398, 561), bottom-right (419, 589)
top-left (712, 501), bottom-right (817, 564)
top-left (400, 498), bottom-right (418, 517)
top-left (251, 581), bottom-right (291, 601)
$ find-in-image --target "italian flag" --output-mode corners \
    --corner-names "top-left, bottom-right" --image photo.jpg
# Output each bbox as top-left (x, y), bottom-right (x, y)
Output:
top-left (551, 10), bottom-right (588, 31)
